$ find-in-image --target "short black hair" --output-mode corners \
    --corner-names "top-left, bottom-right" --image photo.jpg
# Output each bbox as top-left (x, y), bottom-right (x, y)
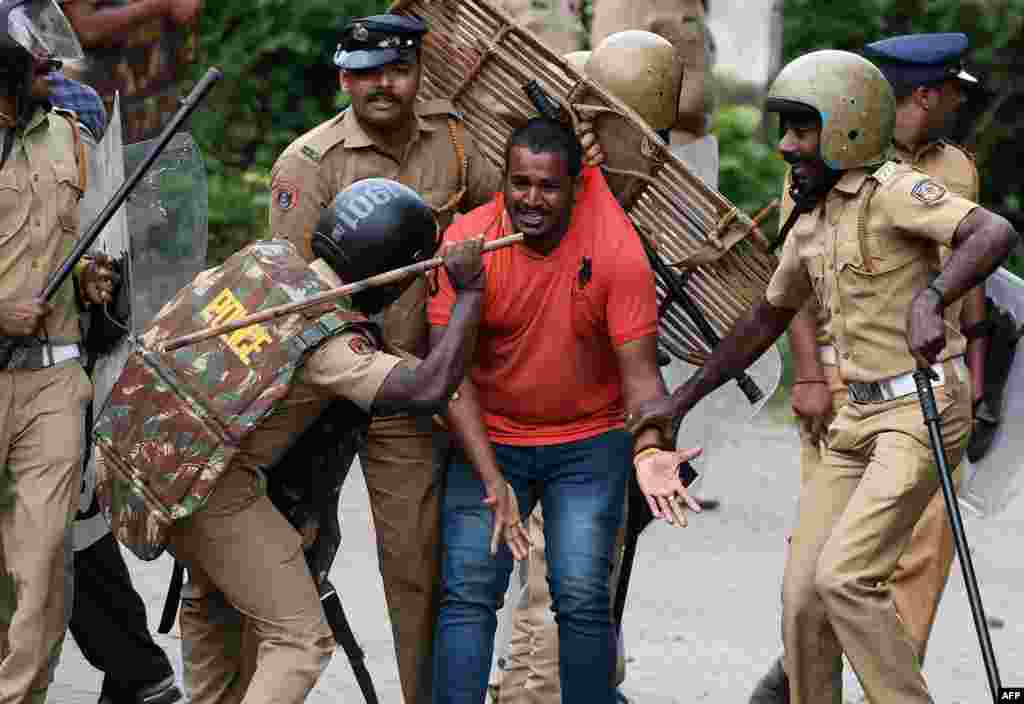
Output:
top-left (504, 117), bottom-right (583, 179)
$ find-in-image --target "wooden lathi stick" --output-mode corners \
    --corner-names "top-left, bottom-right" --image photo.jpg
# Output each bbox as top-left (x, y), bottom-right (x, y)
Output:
top-left (160, 233), bottom-right (523, 353)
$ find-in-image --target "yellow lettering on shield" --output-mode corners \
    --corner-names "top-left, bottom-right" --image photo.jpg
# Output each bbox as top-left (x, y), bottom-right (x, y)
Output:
top-left (201, 289), bottom-right (273, 365)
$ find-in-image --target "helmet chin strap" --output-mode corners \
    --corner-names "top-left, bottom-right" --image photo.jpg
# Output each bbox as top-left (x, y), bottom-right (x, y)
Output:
top-left (789, 163), bottom-right (843, 213)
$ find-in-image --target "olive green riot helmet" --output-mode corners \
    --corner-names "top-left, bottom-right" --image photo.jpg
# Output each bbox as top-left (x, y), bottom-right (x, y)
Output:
top-left (585, 30), bottom-right (682, 132)
top-left (766, 49), bottom-right (896, 170)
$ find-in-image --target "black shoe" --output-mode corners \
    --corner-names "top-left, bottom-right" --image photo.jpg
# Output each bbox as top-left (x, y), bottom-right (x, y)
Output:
top-left (749, 655), bottom-right (790, 704)
top-left (136, 676), bottom-right (184, 704)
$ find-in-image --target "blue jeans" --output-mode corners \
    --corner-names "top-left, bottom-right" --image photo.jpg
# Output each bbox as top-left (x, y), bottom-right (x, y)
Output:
top-left (433, 430), bottom-right (631, 704)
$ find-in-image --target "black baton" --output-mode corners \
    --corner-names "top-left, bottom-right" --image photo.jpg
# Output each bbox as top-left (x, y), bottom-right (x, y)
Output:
top-left (913, 368), bottom-right (1002, 702)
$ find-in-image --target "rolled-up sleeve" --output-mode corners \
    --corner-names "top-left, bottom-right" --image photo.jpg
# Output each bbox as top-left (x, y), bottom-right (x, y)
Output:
top-left (301, 331), bottom-right (404, 412)
top-left (765, 232), bottom-right (812, 310)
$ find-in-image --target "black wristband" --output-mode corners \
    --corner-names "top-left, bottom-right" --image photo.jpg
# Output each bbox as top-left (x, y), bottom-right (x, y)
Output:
top-left (926, 282), bottom-right (945, 309)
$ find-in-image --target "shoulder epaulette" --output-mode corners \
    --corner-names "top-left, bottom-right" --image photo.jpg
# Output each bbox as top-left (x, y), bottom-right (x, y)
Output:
top-left (51, 107), bottom-right (87, 191)
top-left (871, 160), bottom-right (904, 185)
top-left (295, 111), bottom-right (350, 164)
top-left (939, 139), bottom-right (977, 163)
top-left (416, 98), bottom-right (461, 120)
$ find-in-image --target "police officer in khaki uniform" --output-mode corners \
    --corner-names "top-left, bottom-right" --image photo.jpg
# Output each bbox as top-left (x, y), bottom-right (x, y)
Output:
top-left (267, 17), bottom-right (501, 704)
top-left (624, 50), bottom-right (1018, 704)
top-left (749, 33), bottom-right (988, 703)
top-left (0, 3), bottom-right (117, 701)
top-left (165, 181), bottom-right (489, 704)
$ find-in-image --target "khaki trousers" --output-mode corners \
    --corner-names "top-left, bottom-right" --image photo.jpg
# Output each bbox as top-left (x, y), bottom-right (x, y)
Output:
top-left (358, 414), bottom-right (447, 704)
top-left (170, 468), bottom-right (335, 704)
top-left (797, 368), bottom-right (963, 663)
top-left (494, 502), bottom-right (628, 704)
top-left (0, 362), bottom-right (91, 704)
top-left (783, 363), bottom-right (971, 704)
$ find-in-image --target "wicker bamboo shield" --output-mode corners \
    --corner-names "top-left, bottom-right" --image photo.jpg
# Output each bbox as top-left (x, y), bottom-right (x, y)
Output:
top-left (392, 0), bottom-right (778, 366)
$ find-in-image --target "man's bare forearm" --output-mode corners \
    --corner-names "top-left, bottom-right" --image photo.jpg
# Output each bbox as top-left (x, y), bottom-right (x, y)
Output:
top-left (671, 298), bottom-right (798, 418)
top-left (787, 302), bottom-right (825, 381)
top-left (445, 379), bottom-right (504, 487)
top-left (372, 292), bottom-right (483, 416)
top-left (932, 209), bottom-right (1018, 306)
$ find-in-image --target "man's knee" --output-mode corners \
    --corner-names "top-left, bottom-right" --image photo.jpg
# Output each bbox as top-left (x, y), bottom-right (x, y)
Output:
top-left (550, 572), bottom-right (611, 624)
top-left (813, 554), bottom-right (858, 609)
top-left (443, 545), bottom-right (512, 610)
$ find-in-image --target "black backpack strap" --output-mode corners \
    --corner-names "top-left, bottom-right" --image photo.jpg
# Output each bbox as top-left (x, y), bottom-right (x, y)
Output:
top-left (157, 560), bottom-right (186, 634)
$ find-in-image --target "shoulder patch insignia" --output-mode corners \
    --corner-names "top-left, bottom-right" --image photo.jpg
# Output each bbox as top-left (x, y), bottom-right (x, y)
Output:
top-left (272, 180), bottom-right (300, 211)
top-left (348, 335), bottom-right (374, 356)
top-left (301, 145), bottom-right (322, 163)
top-left (911, 179), bottom-right (947, 204)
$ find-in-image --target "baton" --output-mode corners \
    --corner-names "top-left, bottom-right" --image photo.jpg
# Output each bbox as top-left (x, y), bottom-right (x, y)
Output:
top-left (160, 233), bottom-right (524, 353)
top-left (913, 368), bottom-right (1002, 702)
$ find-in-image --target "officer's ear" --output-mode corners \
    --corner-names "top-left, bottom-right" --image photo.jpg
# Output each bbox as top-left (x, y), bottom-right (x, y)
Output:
top-left (911, 84), bottom-right (940, 112)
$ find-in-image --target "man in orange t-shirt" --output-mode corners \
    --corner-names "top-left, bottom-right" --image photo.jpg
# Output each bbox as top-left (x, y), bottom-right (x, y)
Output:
top-left (427, 117), bottom-right (701, 704)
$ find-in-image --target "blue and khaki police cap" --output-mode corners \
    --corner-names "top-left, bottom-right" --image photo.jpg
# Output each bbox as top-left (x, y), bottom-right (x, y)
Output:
top-left (864, 32), bottom-right (977, 88)
top-left (333, 14), bottom-right (428, 71)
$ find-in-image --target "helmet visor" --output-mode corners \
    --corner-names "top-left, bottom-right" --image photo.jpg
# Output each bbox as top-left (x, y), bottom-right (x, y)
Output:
top-left (8, 0), bottom-right (83, 61)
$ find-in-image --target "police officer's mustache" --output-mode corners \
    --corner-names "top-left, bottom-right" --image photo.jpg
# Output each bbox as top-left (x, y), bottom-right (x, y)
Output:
top-left (366, 91), bottom-right (398, 103)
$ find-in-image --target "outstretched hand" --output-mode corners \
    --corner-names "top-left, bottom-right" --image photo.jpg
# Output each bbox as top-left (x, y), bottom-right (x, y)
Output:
top-left (634, 447), bottom-right (703, 527)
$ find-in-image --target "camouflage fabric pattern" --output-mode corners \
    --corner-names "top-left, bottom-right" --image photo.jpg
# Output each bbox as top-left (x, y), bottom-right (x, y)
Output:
top-left (93, 240), bottom-right (368, 560)
top-left (63, 0), bottom-right (198, 143)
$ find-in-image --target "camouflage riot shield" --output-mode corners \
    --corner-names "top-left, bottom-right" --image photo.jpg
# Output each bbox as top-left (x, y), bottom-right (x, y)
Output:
top-left (960, 266), bottom-right (1024, 518)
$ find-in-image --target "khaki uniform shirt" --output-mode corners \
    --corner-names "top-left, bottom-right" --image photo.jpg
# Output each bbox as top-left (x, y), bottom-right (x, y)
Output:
top-left (767, 161), bottom-right (977, 382)
top-left (785, 141), bottom-right (981, 350)
top-left (231, 260), bottom-right (404, 475)
top-left (0, 107), bottom-right (85, 343)
top-left (269, 102), bottom-right (502, 358)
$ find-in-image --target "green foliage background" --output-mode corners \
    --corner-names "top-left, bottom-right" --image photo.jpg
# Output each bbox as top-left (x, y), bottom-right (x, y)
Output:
top-left (185, 0), bottom-right (1024, 271)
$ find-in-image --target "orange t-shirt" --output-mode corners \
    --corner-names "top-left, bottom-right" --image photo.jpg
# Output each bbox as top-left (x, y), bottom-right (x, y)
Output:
top-left (427, 167), bottom-right (658, 446)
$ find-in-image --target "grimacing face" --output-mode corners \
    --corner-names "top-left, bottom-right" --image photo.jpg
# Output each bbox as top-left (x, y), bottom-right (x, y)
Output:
top-left (503, 145), bottom-right (578, 252)
top-left (340, 57), bottom-right (421, 133)
top-left (778, 113), bottom-right (828, 201)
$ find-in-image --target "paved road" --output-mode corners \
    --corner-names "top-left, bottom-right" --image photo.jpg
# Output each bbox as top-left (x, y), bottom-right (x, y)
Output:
top-left (52, 362), bottom-right (1023, 703)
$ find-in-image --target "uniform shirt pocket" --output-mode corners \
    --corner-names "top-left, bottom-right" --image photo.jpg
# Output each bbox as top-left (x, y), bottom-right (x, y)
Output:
top-left (0, 167), bottom-right (30, 244)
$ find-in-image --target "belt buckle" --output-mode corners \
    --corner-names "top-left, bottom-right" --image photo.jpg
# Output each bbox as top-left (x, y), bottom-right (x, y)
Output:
top-left (849, 381), bottom-right (883, 404)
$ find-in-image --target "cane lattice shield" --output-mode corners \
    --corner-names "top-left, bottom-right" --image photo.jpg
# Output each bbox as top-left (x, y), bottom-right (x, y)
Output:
top-left (392, 0), bottom-right (778, 367)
